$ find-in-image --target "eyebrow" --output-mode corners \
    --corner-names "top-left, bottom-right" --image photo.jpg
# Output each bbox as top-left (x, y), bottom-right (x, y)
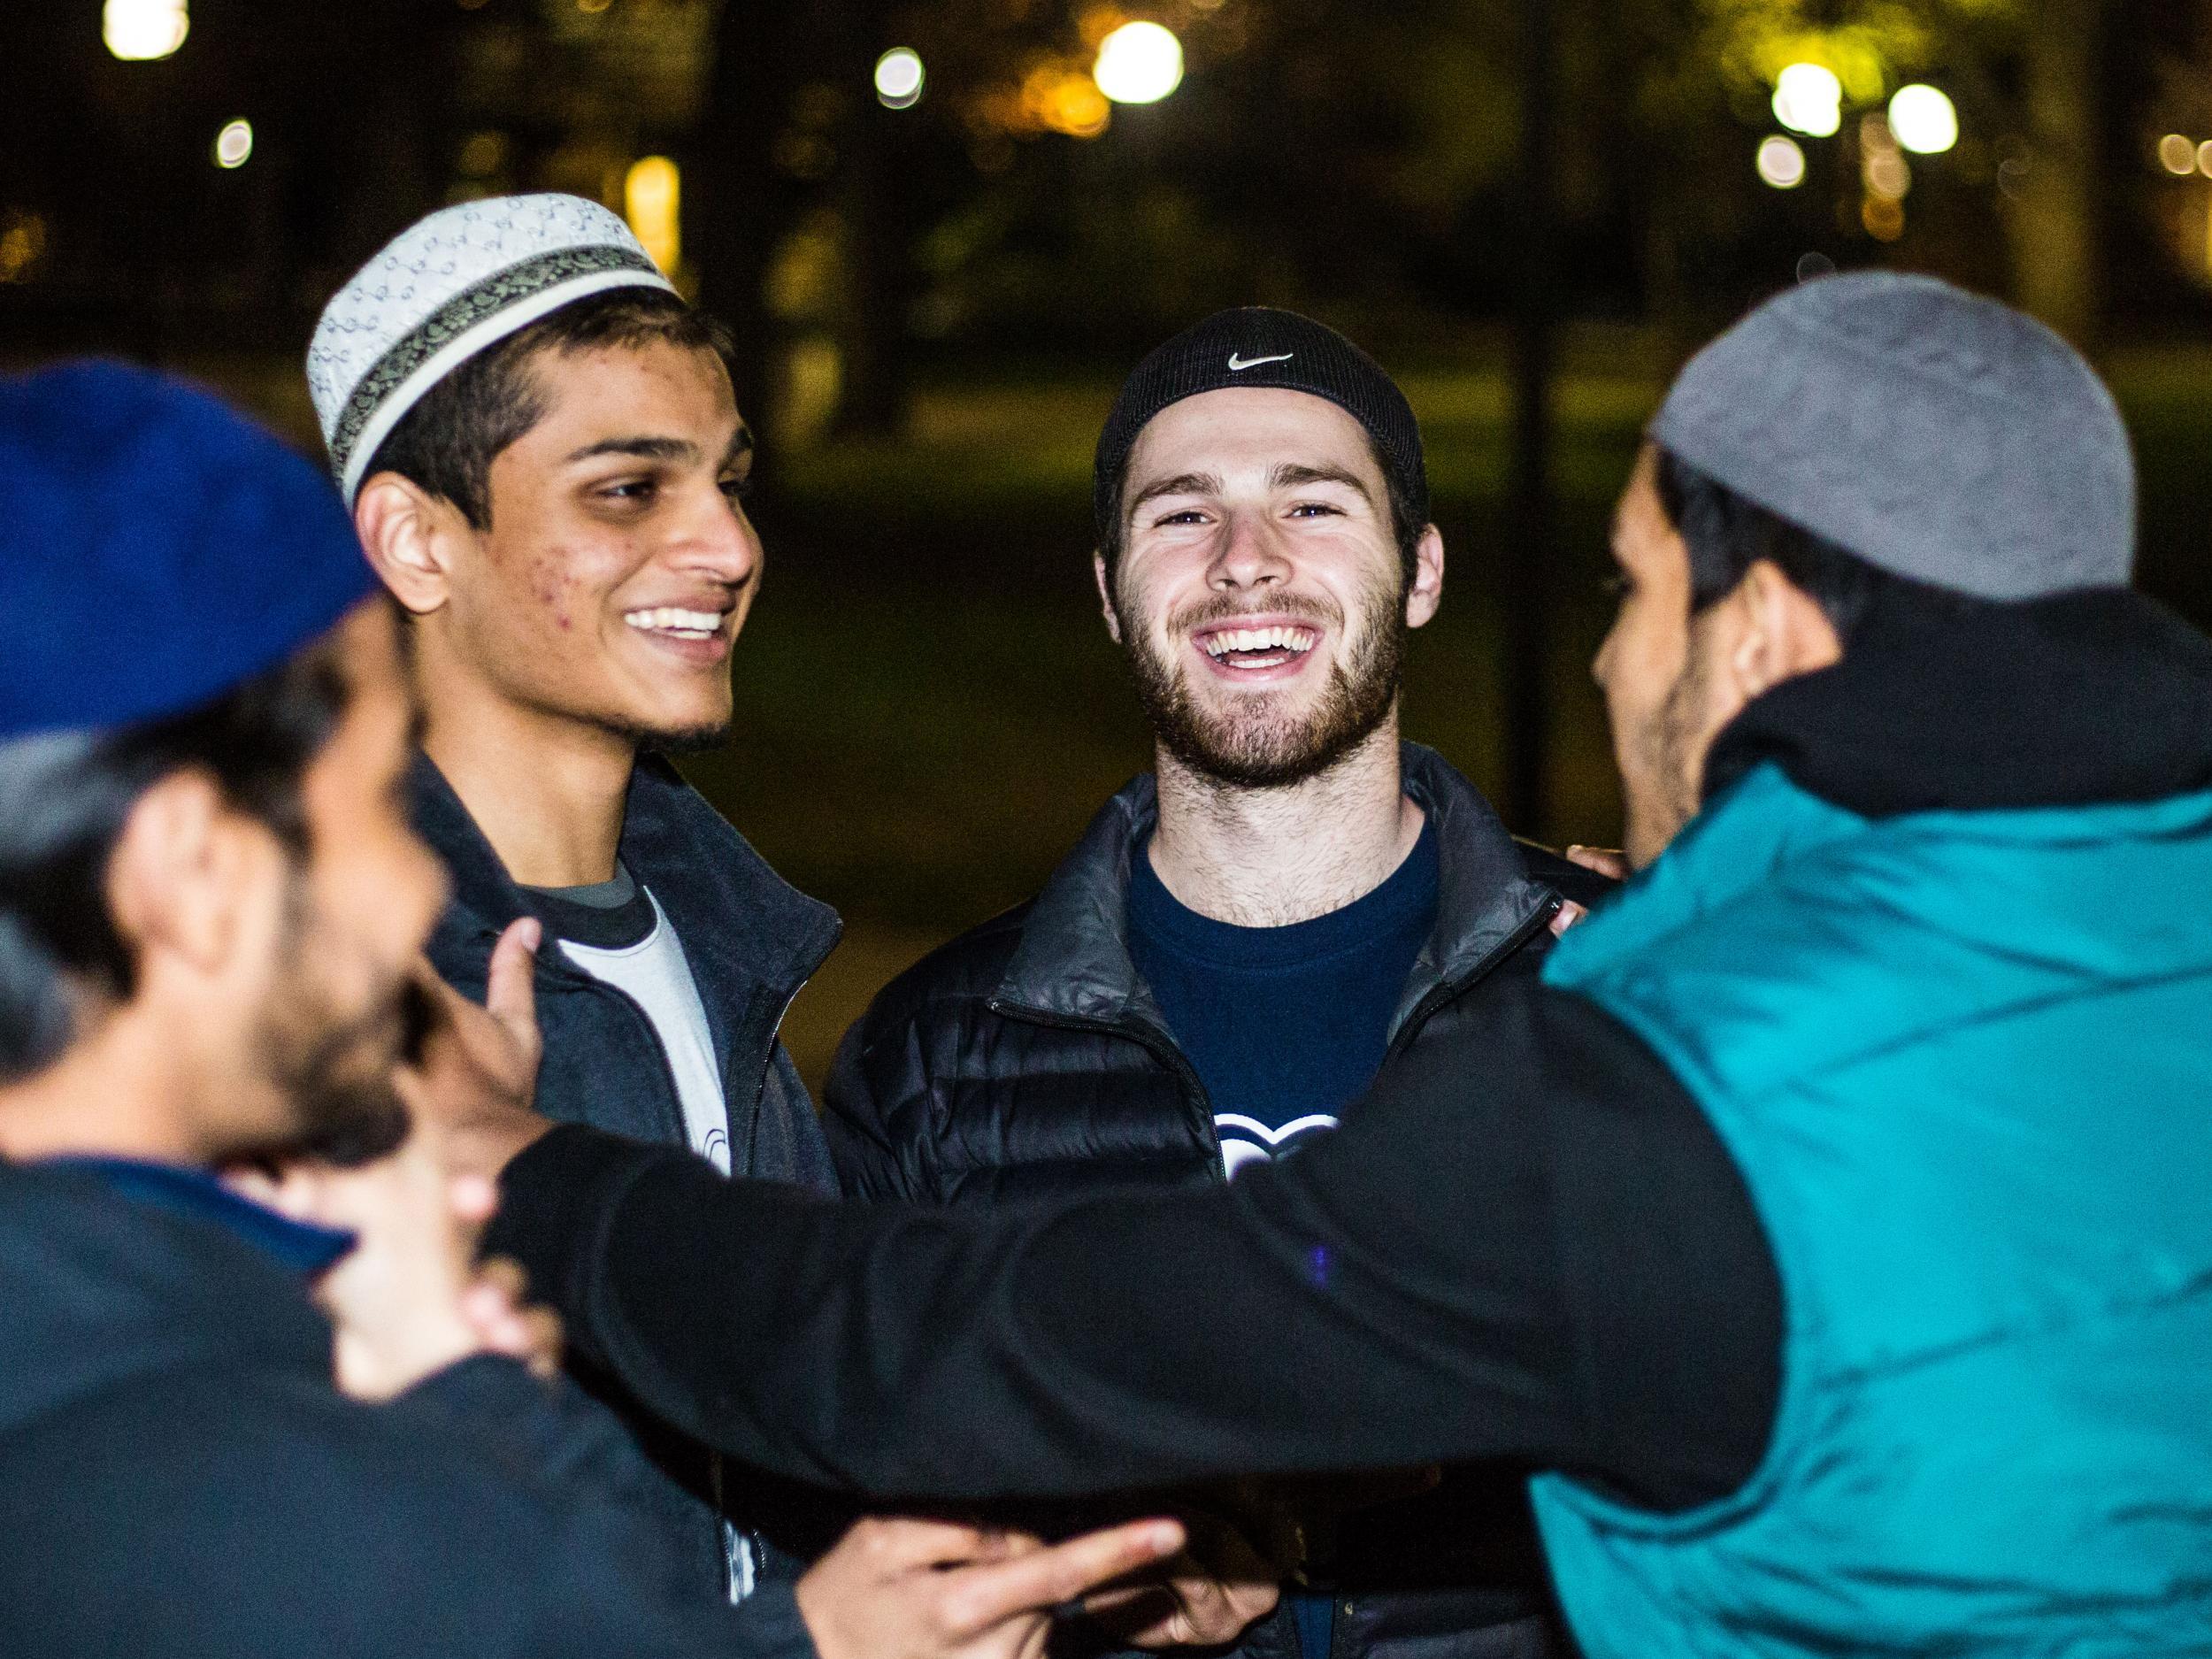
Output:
top-left (564, 434), bottom-right (699, 465)
top-left (1126, 472), bottom-right (1224, 518)
top-left (1271, 462), bottom-right (1375, 503)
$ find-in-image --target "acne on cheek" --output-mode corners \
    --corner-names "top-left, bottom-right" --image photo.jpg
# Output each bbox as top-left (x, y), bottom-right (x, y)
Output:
top-left (528, 555), bottom-right (576, 632)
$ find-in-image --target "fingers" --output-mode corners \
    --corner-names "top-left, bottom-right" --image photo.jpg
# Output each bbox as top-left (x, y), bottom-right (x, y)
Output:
top-left (1563, 844), bottom-right (1629, 880)
top-left (483, 917), bottom-right (543, 1061)
top-left (1548, 898), bottom-right (1589, 937)
top-left (842, 1515), bottom-right (1027, 1572)
top-left (449, 1171), bottom-right (500, 1224)
top-left (460, 1258), bottom-right (565, 1379)
top-left (940, 1518), bottom-right (1184, 1635)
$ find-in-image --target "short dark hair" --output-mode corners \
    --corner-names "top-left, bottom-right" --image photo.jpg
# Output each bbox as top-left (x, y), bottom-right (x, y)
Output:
top-left (1098, 431), bottom-right (1428, 594)
top-left (363, 288), bottom-right (736, 530)
top-left (0, 648), bottom-right (349, 1084)
top-left (1655, 447), bottom-right (1893, 640)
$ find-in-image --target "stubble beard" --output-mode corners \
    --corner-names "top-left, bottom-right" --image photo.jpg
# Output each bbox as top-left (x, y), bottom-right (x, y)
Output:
top-left (251, 873), bottom-right (412, 1167)
top-left (1634, 632), bottom-right (1720, 865)
top-left (1116, 577), bottom-right (1408, 790)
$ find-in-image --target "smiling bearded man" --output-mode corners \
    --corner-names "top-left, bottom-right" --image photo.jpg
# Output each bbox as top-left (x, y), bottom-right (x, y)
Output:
top-left (819, 310), bottom-right (1611, 1659)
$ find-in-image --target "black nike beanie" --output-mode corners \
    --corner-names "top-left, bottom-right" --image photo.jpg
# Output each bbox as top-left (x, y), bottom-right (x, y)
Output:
top-left (1092, 307), bottom-right (1429, 549)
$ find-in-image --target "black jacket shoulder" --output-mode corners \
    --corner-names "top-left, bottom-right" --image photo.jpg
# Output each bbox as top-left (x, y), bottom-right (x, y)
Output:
top-left (821, 746), bottom-right (1602, 1211)
top-left (0, 1164), bottom-right (813, 1659)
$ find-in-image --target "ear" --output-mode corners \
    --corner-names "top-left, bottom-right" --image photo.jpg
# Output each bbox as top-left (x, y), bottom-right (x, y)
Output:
top-left (106, 770), bottom-right (274, 982)
top-left (1403, 524), bottom-right (1445, 630)
top-left (355, 474), bottom-right (465, 618)
top-left (1094, 551), bottom-right (1123, 645)
top-left (1728, 558), bottom-right (1844, 700)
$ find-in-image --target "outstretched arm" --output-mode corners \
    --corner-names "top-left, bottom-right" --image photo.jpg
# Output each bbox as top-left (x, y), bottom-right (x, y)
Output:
top-left (486, 978), bottom-right (1780, 1512)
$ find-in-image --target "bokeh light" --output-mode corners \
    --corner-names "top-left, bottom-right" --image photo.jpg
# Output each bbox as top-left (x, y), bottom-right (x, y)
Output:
top-left (875, 48), bottom-right (925, 110)
top-left (1886, 85), bottom-right (1958, 156)
top-left (2200, 141), bottom-right (2212, 178)
top-left (1022, 65), bottom-right (1112, 137)
top-left (1094, 21), bottom-right (1184, 105)
top-left (104, 0), bottom-right (188, 61)
top-left (1755, 134), bottom-right (1808, 189)
top-left (625, 156), bottom-right (680, 275)
top-left (1772, 63), bottom-right (1842, 139)
top-left (2158, 134), bottom-right (2197, 175)
top-left (212, 119), bottom-right (253, 169)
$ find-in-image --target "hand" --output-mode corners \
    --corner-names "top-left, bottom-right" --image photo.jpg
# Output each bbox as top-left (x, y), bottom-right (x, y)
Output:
top-left (1078, 1509), bottom-right (1281, 1649)
top-left (401, 917), bottom-right (553, 1186)
top-left (233, 1118), bottom-right (492, 1399)
top-left (796, 1515), bottom-right (1185, 1659)
top-left (1551, 846), bottom-right (1629, 936)
top-left (1563, 844), bottom-right (1629, 881)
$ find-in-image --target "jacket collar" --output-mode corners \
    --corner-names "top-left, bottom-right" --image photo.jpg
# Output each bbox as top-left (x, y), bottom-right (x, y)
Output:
top-left (410, 751), bottom-right (841, 1017)
top-left (994, 742), bottom-right (1555, 1040)
top-left (1705, 586), bottom-right (2212, 818)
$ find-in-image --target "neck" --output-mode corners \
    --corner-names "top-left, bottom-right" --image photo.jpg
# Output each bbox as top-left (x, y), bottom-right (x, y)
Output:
top-left (0, 1013), bottom-right (210, 1167)
top-left (416, 648), bottom-right (635, 889)
top-left (1148, 718), bottom-right (1422, 927)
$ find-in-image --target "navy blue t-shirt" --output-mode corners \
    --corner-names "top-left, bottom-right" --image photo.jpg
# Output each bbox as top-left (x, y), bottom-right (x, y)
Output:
top-left (1125, 814), bottom-right (1440, 1174)
top-left (1126, 818), bottom-right (1440, 1659)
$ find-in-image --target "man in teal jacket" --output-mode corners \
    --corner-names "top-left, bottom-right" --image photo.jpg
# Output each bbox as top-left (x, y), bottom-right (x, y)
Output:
top-left (465, 273), bottom-right (2212, 1655)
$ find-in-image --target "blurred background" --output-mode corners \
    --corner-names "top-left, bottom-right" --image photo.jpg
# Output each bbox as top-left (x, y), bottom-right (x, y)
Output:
top-left (4, 0), bottom-right (2209, 1080)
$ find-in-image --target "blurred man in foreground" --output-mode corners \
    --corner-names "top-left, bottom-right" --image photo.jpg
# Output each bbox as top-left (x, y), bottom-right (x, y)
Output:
top-left (0, 360), bottom-right (1183, 1658)
top-left (826, 309), bottom-right (1605, 1659)
top-left (455, 274), bottom-right (2212, 1656)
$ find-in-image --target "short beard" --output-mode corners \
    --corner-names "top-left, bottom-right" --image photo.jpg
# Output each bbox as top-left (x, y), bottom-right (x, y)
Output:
top-left (1116, 582), bottom-right (1407, 790)
top-left (251, 874), bottom-right (411, 1167)
top-left (608, 718), bottom-right (733, 757)
top-left (1645, 629), bottom-right (1720, 855)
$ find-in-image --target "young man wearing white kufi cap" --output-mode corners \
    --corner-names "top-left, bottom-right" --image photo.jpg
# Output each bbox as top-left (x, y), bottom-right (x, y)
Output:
top-left (310, 188), bottom-right (827, 1610)
top-left (310, 192), bottom-right (1261, 1657)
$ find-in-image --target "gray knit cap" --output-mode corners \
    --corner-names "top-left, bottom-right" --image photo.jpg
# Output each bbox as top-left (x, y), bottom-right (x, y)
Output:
top-left (1652, 273), bottom-right (2134, 600)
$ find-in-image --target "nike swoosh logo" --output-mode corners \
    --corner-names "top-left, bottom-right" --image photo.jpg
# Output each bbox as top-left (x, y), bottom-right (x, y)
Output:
top-left (1226, 352), bottom-right (1294, 372)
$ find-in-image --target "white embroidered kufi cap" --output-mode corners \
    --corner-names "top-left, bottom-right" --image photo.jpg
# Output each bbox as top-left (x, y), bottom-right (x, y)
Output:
top-left (308, 193), bottom-right (675, 503)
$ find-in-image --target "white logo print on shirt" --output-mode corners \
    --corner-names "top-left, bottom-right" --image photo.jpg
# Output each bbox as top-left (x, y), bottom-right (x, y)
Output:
top-left (1215, 1111), bottom-right (1339, 1178)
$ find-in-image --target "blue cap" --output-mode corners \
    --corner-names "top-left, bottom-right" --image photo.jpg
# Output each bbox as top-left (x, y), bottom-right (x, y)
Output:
top-left (0, 360), bottom-right (377, 744)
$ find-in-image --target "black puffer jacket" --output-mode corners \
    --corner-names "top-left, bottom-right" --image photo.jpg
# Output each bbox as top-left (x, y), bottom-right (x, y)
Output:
top-left (823, 744), bottom-right (1610, 1659)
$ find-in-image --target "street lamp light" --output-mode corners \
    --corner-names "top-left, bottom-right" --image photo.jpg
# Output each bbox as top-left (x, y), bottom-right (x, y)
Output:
top-left (1756, 134), bottom-right (1808, 189)
top-left (1886, 85), bottom-right (1959, 156)
top-left (875, 48), bottom-right (925, 110)
top-left (213, 119), bottom-right (253, 169)
top-left (1772, 63), bottom-right (1842, 139)
top-left (104, 0), bottom-right (188, 61)
top-left (1094, 21), bottom-right (1184, 105)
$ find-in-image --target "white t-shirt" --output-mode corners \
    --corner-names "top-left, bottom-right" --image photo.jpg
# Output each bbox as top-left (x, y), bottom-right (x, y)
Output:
top-left (532, 871), bottom-right (753, 1601)
top-left (556, 890), bottom-right (732, 1173)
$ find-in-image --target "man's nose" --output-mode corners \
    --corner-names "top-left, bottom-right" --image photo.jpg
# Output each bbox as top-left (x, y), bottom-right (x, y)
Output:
top-left (1208, 509), bottom-right (1289, 591)
top-left (672, 487), bottom-right (761, 588)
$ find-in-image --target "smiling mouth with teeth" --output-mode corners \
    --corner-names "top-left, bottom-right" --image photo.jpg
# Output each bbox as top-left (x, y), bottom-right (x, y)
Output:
top-left (1199, 624), bottom-right (1320, 670)
top-left (623, 606), bottom-right (726, 641)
